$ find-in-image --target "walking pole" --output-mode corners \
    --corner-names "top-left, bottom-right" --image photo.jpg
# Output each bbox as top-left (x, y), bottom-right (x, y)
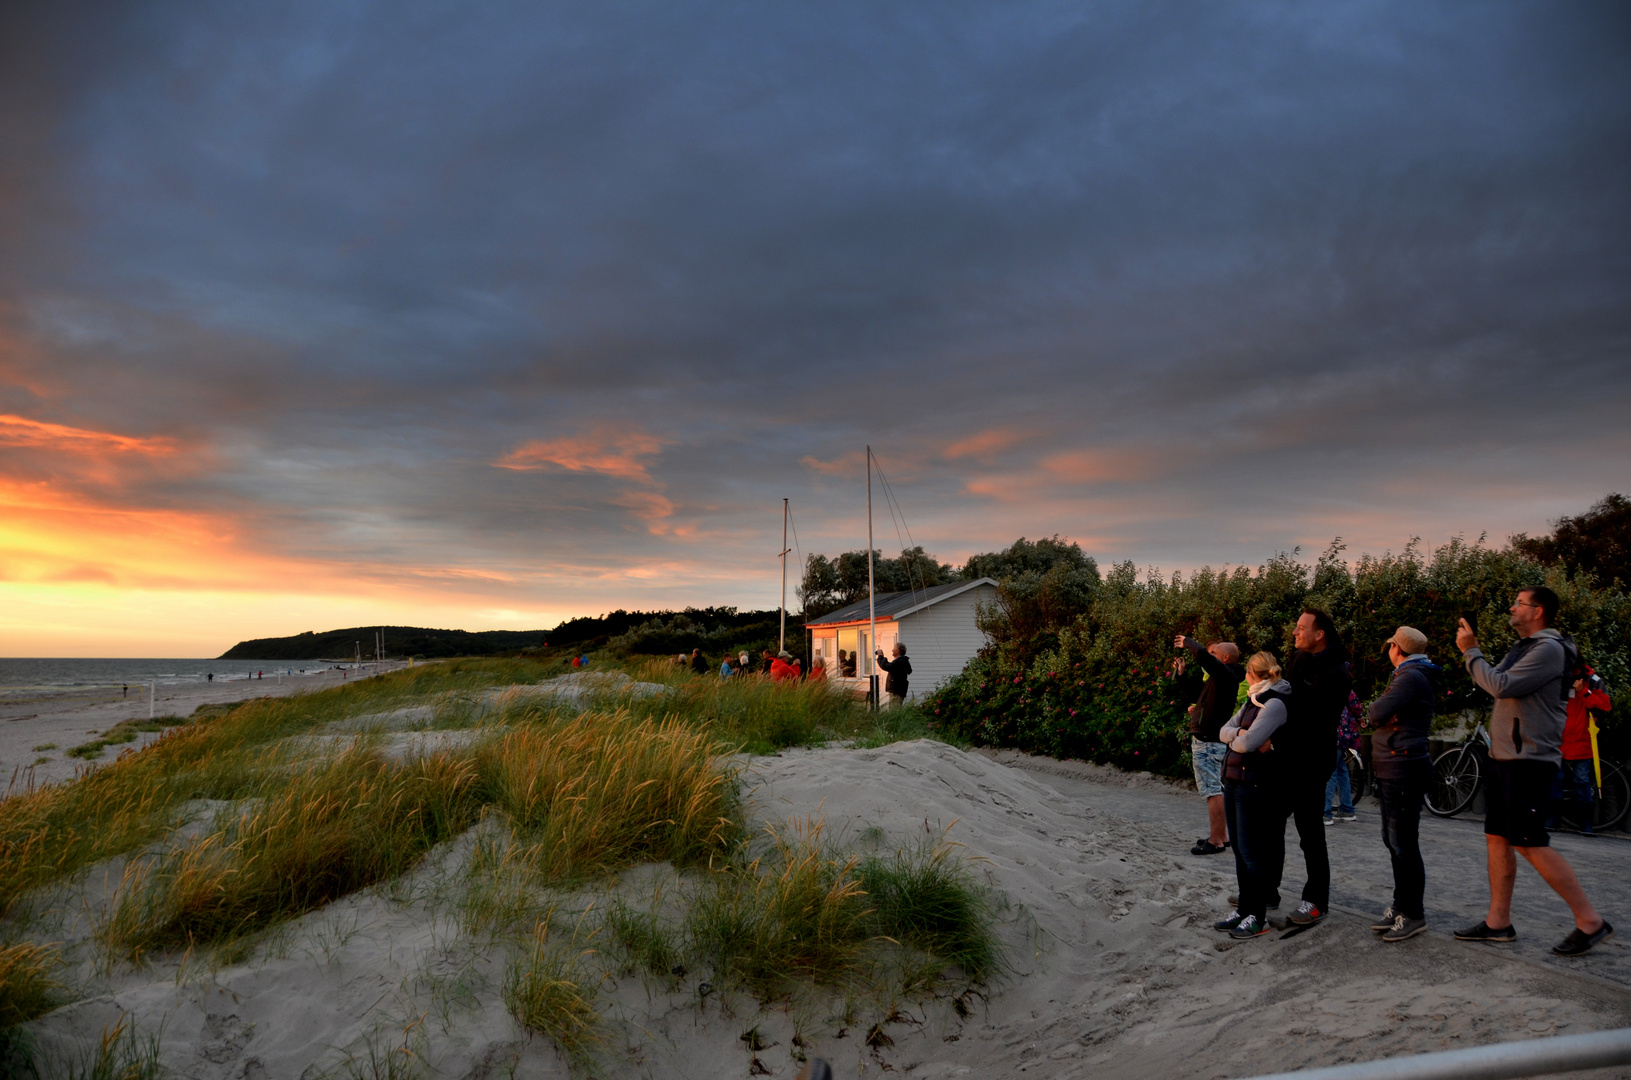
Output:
top-left (149, 680), bottom-right (154, 720)
top-left (867, 446), bottom-right (877, 712)
top-left (1588, 712), bottom-right (1602, 789)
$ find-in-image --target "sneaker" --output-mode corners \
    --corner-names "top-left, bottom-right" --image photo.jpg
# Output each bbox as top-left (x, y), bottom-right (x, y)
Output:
top-left (1323, 816), bottom-right (1334, 826)
top-left (1334, 811), bottom-right (1357, 822)
top-left (1230, 914), bottom-right (1271, 940)
top-left (1228, 894), bottom-right (1280, 910)
top-left (1580, 823), bottom-right (1597, 837)
top-left (1191, 838), bottom-right (1229, 855)
top-left (1553, 921), bottom-right (1613, 957)
top-left (1454, 920), bottom-right (1516, 943)
top-left (1369, 906), bottom-right (1400, 933)
top-left (1286, 901), bottom-right (1324, 926)
top-left (1214, 910), bottom-right (1246, 932)
top-left (1381, 915), bottom-right (1428, 942)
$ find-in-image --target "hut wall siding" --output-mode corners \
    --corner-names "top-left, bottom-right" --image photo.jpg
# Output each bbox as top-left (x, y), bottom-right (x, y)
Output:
top-left (894, 583), bottom-right (996, 698)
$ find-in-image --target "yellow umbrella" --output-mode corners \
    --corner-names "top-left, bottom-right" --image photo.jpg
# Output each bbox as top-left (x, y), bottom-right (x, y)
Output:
top-left (1588, 711), bottom-right (1602, 789)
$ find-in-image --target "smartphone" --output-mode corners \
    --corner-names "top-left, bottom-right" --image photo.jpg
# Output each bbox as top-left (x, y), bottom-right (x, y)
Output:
top-left (1460, 611), bottom-right (1478, 634)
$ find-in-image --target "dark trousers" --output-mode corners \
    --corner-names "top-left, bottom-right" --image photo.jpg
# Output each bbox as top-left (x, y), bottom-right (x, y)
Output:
top-left (1270, 773), bottom-right (1330, 911)
top-left (1223, 780), bottom-right (1283, 921)
top-left (1376, 768), bottom-right (1428, 920)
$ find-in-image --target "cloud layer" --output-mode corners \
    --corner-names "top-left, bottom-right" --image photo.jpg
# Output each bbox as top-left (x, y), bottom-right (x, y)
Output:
top-left (1, 1), bottom-right (1627, 653)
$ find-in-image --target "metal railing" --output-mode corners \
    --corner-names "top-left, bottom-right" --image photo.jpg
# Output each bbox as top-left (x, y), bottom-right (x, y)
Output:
top-left (1242, 1027), bottom-right (1631, 1080)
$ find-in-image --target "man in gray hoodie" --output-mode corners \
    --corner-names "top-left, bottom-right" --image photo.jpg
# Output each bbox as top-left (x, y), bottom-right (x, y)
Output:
top-left (1453, 586), bottom-right (1613, 956)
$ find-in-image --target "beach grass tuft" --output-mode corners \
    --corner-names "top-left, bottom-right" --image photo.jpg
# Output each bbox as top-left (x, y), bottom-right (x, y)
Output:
top-left (503, 911), bottom-right (604, 1056)
top-left (859, 839), bottom-right (1002, 984)
top-left (0, 941), bottom-right (62, 1028)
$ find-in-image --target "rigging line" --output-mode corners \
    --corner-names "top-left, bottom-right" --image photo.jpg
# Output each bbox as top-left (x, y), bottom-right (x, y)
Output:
top-left (870, 450), bottom-right (945, 662)
top-left (786, 502), bottom-right (804, 607)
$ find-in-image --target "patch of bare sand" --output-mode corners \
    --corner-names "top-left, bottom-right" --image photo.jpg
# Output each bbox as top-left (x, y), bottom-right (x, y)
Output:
top-left (20, 740), bottom-right (1631, 1079)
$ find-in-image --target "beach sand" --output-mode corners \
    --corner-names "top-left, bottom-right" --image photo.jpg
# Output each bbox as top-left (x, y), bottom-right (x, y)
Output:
top-left (19, 736), bottom-right (1630, 1079)
top-left (0, 666), bottom-right (403, 793)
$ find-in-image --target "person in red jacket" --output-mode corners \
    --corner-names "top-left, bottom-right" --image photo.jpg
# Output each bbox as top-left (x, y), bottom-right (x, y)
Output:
top-left (1552, 664), bottom-right (1612, 835)
top-left (770, 651), bottom-right (798, 681)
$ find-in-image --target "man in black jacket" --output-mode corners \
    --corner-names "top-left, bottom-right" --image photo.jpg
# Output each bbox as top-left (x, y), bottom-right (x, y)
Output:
top-left (1272, 608), bottom-right (1351, 927)
top-left (1175, 635), bottom-right (1245, 855)
top-left (1365, 626), bottom-right (1440, 942)
top-left (876, 642), bottom-right (912, 706)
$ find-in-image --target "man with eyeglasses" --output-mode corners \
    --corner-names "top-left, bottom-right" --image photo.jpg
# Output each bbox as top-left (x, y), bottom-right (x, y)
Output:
top-left (1454, 586), bottom-right (1613, 956)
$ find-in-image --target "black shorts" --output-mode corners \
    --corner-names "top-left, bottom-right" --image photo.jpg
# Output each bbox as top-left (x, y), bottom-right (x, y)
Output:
top-left (1484, 758), bottom-right (1554, 847)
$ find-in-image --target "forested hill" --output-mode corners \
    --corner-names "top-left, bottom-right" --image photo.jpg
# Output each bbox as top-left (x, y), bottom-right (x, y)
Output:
top-left (218, 607), bottom-right (797, 660)
top-left (219, 626), bottom-right (552, 660)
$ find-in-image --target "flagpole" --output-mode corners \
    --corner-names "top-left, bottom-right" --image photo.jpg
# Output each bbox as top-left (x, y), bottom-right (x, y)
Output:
top-left (779, 498), bottom-right (789, 653)
top-left (867, 446), bottom-right (877, 711)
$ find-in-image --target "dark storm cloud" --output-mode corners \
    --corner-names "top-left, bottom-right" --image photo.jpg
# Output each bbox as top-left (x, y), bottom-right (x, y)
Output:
top-left (1, 0), bottom-right (1628, 612)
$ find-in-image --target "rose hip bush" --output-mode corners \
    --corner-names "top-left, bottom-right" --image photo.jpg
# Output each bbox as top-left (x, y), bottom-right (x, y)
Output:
top-left (926, 539), bottom-right (1631, 778)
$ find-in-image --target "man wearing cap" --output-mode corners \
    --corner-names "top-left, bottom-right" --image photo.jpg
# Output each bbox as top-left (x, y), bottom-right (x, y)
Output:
top-left (1174, 634), bottom-right (1245, 856)
top-left (1454, 586), bottom-right (1613, 956)
top-left (1363, 627), bottom-right (1441, 942)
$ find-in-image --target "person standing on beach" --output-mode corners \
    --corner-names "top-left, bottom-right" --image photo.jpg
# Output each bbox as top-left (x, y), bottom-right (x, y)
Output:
top-left (1175, 635), bottom-right (1244, 856)
top-left (1215, 651), bottom-right (1291, 940)
top-left (1364, 627), bottom-right (1440, 942)
top-left (1271, 608), bottom-right (1351, 928)
top-left (690, 648), bottom-right (709, 675)
top-left (1552, 663), bottom-right (1611, 834)
top-left (1454, 586), bottom-right (1614, 955)
top-left (875, 643), bottom-right (912, 706)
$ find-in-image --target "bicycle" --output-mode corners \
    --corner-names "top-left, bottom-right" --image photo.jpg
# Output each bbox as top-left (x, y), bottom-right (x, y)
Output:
top-left (1426, 721), bottom-right (1489, 817)
top-left (1426, 720), bottom-right (1630, 831)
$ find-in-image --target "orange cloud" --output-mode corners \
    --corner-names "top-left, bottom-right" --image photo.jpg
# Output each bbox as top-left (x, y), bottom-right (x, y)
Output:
top-left (944, 427), bottom-right (1028, 461)
top-left (800, 451), bottom-right (866, 476)
top-left (1040, 445), bottom-right (1168, 484)
top-left (493, 426), bottom-right (666, 481)
top-left (0, 413), bottom-right (177, 456)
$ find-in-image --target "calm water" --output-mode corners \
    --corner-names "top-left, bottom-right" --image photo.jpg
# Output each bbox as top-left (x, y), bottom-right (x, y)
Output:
top-left (0, 658), bottom-right (346, 700)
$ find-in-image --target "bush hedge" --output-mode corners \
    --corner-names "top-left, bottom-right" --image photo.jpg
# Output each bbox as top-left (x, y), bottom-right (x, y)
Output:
top-left (924, 537), bottom-right (1631, 777)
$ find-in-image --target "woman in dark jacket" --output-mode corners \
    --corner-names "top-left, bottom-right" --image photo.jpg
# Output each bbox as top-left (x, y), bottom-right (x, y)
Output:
top-left (1364, 626), bottom-right (1441, 942)
top-left (1215, 651), bottom-right (1291, 940)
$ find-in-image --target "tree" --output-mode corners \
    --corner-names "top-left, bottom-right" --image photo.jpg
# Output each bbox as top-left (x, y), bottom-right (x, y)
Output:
top-left (1512, 494), bottom-right (1631, 588)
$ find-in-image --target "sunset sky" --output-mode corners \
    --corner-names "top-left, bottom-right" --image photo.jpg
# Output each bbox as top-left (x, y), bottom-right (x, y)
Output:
top-left (2, 2), bottom-right (1628, 657)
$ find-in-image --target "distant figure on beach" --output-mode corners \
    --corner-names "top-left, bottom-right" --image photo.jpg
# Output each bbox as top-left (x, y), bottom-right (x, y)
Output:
top-left (1174, 634), bottom-right (1244, 857)
top-left (791, 657), bottom-right (802, 679)
top-left (122, 684), bottom-right (128, 697)
top-left (1363, 626), bottom-right (1440, 943)
top-left (674, 653), bottom-right (688, 667)
top-left (739, 651), bottom-right (751, 675)
top-left (838, 649), bottom-right (857, 678)
top-left (1215, 650), bottom-right (1291, 940)
top-left (809, 655), bottom-right (826, 681)
top-left (875, 642), bottom-right (911, 706)
top-left (690, 649), bottom-right (709, 675)
top-left (1454, 586), bottom-right (1614, 955)
top-left (719, 657), bottom-right (735, 678)
top-left (207, 672), bottom-right (213, 682)
top-left (770, 651), bottom-right (797, 681)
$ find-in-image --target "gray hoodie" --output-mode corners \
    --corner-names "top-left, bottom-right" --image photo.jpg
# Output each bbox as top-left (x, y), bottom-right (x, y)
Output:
top-left (1463, 627), bottom-right (1567, 765)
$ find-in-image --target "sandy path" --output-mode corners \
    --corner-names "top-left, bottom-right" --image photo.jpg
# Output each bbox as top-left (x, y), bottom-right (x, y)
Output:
top-left (19, 739), bottom-right (1631, 1080)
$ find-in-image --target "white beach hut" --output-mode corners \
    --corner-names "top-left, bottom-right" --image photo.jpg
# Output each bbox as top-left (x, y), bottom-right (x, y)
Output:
top-left (804, 578), bottom-right (998, 701)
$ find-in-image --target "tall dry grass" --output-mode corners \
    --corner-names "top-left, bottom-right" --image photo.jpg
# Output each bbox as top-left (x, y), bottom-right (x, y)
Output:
top-left (102, 748), bottom-right (481, 956)
top-left (475, 709), bottom-right (740, 878)
top-left (503, 911), bottom-right (604, 1056)
top-left (0, 941), bottom-right (61, 1028)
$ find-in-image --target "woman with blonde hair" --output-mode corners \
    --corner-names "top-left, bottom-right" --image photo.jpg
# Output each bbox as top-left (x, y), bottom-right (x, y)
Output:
top-left (1214, 650), bottom-right (1292, 940)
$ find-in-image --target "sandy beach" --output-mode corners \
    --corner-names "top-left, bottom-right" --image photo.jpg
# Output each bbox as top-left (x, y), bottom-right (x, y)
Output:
top-left (18, 730), bottom-right (1630, 1079)
top-left (0, 666), bottom-right (406, 793)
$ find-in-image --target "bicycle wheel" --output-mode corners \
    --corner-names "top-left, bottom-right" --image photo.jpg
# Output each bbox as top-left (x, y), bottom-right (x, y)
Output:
top-left (1427, 746), bottom-right (1480, 817)
top-left (1593, 762), bottom-right (1630, 831)
top-left (1347, 749), bottom-right (1371, 806)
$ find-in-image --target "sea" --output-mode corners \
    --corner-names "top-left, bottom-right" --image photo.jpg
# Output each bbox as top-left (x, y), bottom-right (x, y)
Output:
top-left (0, 658), bottom-right (345, 701)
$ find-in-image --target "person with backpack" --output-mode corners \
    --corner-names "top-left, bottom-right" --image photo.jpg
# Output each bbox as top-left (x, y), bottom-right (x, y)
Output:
top-left (1454, 586), bottom-right (1613, 956)
top-left (1550, 663), bottom-right (1612, 835)
top-left (1213, 651), bottom-right (1293, 940)
top-left (1323, 690), bottom-right (1363, 825)
top-left (1364, 626), bottom-right (1441, 942)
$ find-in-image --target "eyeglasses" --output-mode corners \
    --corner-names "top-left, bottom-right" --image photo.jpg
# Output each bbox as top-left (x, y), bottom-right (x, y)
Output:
top-left (1512, 600), bottom-right (1541, 609)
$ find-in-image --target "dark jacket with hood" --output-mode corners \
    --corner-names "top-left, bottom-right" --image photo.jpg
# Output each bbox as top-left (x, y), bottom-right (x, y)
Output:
top-left (1180, 637), bottom-right (1246, 743)
top-left (1279, 645), bottom-right (1352, 772)
top-left (1220, 679), bottom-right (1291, 784)
top-left (1366, 656), bottom-right (1441, 779)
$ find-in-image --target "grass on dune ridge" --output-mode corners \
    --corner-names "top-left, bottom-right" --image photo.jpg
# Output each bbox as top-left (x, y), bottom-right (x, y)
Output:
top-left (2, 655), bottom-right (997, 1062)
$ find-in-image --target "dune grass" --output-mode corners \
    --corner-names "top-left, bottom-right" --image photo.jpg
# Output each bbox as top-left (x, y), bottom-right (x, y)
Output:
top-left (0, 942), bottom-right (62, 1029)
top-left (503, 911), bottom-right (605, 1056)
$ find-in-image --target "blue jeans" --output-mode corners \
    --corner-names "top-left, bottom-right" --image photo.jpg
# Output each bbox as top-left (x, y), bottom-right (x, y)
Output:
top-left (1325, 749), bottom-right (1354, 815)
top-left (1377, 768), bottom-right (1428, 920)
top-left (1223, 780), bottom-right (1283, 921)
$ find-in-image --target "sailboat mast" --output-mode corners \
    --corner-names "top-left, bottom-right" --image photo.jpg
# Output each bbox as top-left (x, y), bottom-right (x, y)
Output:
top-left (867, 446), bottom-right (876, 702)
top-left (779, 498), bottom-right (789, 652)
